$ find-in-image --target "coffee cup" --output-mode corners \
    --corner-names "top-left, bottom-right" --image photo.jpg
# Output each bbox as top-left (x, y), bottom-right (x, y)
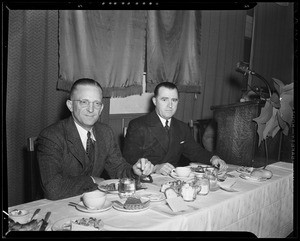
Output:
top-left (82, 190), bottom-right (107, 209)
top-left (173, 167), bottom-right (191, 177)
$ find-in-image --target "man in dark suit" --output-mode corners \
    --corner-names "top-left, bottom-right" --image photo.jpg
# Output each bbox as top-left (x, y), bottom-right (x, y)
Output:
top-left (123, 82), bottom-right (227, 175)
top-left (37, 78), bottom-right (154, 200)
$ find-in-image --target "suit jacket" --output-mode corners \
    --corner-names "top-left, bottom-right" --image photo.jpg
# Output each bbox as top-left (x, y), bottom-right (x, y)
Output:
top-left (123, 111), bottom-right (214, 166)
top-left (37, 116), bottom-right (133, 200)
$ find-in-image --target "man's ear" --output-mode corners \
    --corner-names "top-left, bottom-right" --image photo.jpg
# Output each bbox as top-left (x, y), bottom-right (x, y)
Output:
top-left (66, 99), bottom-right (73, 112)
top-left (152, 97), bottom-right (157, 106)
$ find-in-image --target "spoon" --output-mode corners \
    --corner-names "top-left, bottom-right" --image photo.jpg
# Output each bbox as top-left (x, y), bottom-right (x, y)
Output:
top-left (30, 208), bottom-right (41, 221)
top-left (68, 202), bottom-right (89, 210)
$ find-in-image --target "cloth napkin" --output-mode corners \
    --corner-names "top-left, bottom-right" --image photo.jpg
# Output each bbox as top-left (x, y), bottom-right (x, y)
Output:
top-left (218, 178), bottom-right (237, 190)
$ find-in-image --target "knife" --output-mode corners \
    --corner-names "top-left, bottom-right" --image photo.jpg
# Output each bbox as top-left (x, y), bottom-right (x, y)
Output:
top-left (39, 212), bottom-right (51, 231)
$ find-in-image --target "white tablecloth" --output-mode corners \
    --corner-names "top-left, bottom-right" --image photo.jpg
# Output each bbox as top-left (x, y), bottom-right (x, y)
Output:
top-left (6, 162), bottom-right (293, 237)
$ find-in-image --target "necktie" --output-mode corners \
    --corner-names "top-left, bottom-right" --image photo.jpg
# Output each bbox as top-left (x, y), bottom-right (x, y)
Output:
top-left (165, 120), bottom-right (170, 132)
top-left (86, 131), bottom-right (95, 161)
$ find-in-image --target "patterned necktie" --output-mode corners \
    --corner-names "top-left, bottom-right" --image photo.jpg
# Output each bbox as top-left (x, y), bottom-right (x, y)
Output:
top-left (86, 131), bottom-right (94, 161)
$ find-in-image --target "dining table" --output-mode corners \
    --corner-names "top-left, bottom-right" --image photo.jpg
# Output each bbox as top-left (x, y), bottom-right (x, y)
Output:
top-left (5, 161), bottom-right (294, 238)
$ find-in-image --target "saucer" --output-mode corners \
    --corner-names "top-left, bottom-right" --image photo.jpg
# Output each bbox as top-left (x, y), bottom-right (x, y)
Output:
top-left (75, 201), bottom-right (112, 213)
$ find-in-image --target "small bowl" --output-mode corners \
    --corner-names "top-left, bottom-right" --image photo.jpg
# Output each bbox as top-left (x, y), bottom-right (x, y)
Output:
top-left (9, 209), bottom-right (30, 224)
top-left (82, 190), bottom-right (107, 210)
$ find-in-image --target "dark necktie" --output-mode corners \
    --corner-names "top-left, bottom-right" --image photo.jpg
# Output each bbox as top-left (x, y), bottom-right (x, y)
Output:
top-left (165, 120), bottom-right (170, 132)
top-left (165, 120), bottom-right (170, 147)
top-left (86, 131), bottom-right (95, 161)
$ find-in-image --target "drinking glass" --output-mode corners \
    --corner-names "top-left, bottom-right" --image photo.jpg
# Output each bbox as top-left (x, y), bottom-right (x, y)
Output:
top-left (118, 178), bottom-right (136, 199)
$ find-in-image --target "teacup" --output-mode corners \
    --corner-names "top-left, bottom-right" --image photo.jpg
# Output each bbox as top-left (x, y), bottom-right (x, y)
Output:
top-left (173, 167), bottom-right (191, 177)
top-left (82, 190), bottom-right (107, 210)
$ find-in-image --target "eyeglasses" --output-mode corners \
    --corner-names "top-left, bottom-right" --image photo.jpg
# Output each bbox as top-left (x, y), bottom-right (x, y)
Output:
top-left (71, 99), bottom-right (103, 109)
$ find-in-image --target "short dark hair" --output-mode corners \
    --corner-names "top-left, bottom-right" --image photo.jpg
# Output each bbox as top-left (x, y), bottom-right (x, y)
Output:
top-left (153, 82), bottom-right (178, 97)
top-left (70, 78), bottom-right (103, 98)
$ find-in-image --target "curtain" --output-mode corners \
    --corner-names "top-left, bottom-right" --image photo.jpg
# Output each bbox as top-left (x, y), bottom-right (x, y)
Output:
top-left (250, 3), bottom-right (293, 88)
top-left (6, 10), bottom-right (69, 206)
top-left (58, 10), bottom-right (147, 97)
top-left (174, 10), bottom-right (247, 122)
top-left (146, 10), bottom-right (202, 93)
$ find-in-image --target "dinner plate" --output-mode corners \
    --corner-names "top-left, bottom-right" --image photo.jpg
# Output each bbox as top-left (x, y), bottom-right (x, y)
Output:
top-left (236, 166), bottom-right (254, 175)
top-left (98, 179), bottom-right (119, 194)
top-left (239, 173), bottom-right (267, 182)
top-left (219, 185), bottom-right (238, 192)
top-left (51, 216), bottom-right (104, 231)
top-left (75, 201), bottom-right (112, 213)
top-left (138, 191), bottom-right (166, 202)
top-left (112, 201), bottom-right (150, 212)
top-left (189, 163), bottom-right (211, 168)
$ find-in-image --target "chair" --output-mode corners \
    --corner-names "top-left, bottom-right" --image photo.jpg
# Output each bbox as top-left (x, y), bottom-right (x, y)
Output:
top-left (25, 137), bottom-right (44, 202)
top-left (188, 119), bottom-right (213, 148)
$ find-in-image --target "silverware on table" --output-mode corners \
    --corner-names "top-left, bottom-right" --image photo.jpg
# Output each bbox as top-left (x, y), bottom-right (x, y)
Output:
top-left (30, 208), bottom-right (41, 221)
top-left (68, 201), bottom-right (88, 210)
top-left (39, 212), bottom-right (51, 231)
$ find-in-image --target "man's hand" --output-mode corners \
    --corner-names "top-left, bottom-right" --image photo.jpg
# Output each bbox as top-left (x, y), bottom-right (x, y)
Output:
top-left (210, 155), bottom-right (227, 171)
top-left (132, 158), bottom-right (154, 176)
top-left (154, 163), bottom-right (175, 175)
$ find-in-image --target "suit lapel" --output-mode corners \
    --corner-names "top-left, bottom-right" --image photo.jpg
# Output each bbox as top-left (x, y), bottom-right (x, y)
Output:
top-left (147, 112), bottom-right (169, 153)
top-left (65, 117), bottom-right (87, 167)
top-left (161, 119), bottom-right (182, 163)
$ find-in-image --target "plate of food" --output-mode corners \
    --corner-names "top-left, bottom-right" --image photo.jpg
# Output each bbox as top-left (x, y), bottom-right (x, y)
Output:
top-left (236, 166), bottom-right (254, 175)
top-left (112, 197), bottom-right (150, 212)
top-left (52, 216), bottom-right (104, 231)
top-left (75, 201), bottom-right (112, 213)
top-left (98, 179), bottom-right (119, 194)
top-left (239, 173), bottom-right (267, 182)
top-left (137, 191), bottom-right (166, 202)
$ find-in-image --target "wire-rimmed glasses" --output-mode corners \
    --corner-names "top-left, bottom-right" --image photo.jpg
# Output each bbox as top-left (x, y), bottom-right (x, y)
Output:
top-left (71, 99), bottom-right (103, 109)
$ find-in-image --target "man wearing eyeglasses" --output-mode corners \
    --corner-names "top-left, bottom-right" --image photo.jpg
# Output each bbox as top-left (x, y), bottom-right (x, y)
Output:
top-left (37, 78), bottom-right (154, 200)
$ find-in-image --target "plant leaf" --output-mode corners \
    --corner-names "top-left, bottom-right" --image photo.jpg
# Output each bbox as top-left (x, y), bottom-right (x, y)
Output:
top-left (279, 104), bottom-right (293, 126)
top-left (272, 78), bottom-right (285, 95)
top-left (253, 101), bottom-right (273, 124)
top-left (263, 109), bottom-right (278, 139)
top-left (270, 93), bottom-right (280, 108)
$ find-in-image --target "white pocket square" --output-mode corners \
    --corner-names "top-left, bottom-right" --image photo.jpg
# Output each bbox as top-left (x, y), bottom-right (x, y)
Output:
top-left (180, 141), bottom-right (185, 144)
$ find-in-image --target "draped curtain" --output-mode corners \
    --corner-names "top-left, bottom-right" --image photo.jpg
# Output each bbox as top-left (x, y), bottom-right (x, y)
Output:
top-left (146, 10), bottom-right (202, 93)
top-left (58, 10), bottom-right (147, 97)
top-left (174, 10), bottom-right (247, 122)
top-left (250, 3), bottom-right (293, 88)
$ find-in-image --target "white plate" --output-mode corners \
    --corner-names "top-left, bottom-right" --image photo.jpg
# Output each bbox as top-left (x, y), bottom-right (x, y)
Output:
top-left (189, 162), bottom-right (211, 167)
top-left (75, 201), bottom-right (112, 213)
top-left (137, 191), bottom-right (166, 202)
top-left (170, 171), bottom-right (195, 181)
top-left (51, 216), bottom-right (104, 231)
top-left (236, 166), bottom-right (254, 175)
top-left (219, 185), bottom-right (238, 192)
top-left (239, 173), bottom-right (267, 182)
top-left (98, 179), bottom-right (119, 194)
top-left (112, 202), bottom-right (150, 212)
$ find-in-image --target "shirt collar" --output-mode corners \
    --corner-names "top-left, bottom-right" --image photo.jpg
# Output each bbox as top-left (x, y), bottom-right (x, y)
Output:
top-left (156, 114), bottom-right (171, 127)
top-left (73, 120), bottom-right (96, 144)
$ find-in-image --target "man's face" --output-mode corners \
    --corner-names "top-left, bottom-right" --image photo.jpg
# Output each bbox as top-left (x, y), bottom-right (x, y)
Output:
top-left (152, 86), bottom-right (179, 120)
top-left (66, 84), bottom-right (103, 131)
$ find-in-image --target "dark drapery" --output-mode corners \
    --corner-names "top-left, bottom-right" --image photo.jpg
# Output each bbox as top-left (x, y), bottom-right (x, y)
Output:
top-left (146, 10), bottom-right (202, 93)
top-left (58, 10), bottom-right (147, 97)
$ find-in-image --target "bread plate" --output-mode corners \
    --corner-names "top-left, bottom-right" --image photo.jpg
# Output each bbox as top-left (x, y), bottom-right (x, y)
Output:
top-left (98, 179), bottom-right (119, 194)
top-left (52, 216), bottom-right (104, 231)
top-left (239, 173), bottom-right (267, 182)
